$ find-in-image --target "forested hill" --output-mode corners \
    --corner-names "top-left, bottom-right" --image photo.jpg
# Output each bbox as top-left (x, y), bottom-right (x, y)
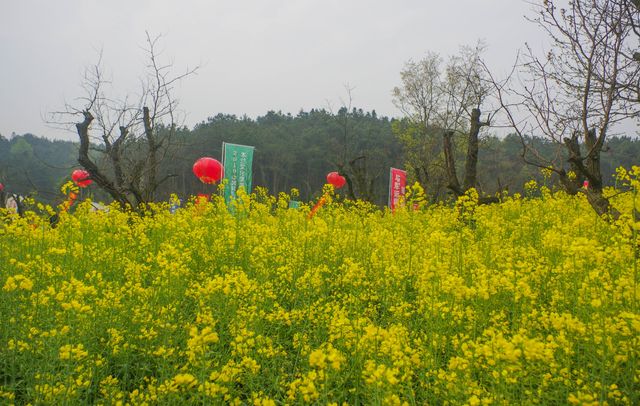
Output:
top-left (1, 109), bottom-right (639, 206)
top-left (0, 133), bottom-right (78, 204)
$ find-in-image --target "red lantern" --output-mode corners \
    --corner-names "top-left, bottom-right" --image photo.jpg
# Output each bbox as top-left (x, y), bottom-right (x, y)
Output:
top-left (326, 171), bottom-right (346, 189)
top-left (193, 157), bottom-right (223, 184)
top-left (72, 170), bottom-right (92, 188)
top-left (583, 180), bottom-right (589, 189)
top-left (0, 183), bottom-right (4, 192)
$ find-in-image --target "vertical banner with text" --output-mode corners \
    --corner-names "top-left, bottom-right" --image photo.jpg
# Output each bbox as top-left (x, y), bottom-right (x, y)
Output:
top-left (388, 167), bottom-right (407, 211)
top-left (222, 142), bottom-right (255, 204)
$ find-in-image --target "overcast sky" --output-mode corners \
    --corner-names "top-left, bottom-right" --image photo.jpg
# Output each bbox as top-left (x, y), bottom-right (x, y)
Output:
top-left (1, 0), bottom-right (546, 141)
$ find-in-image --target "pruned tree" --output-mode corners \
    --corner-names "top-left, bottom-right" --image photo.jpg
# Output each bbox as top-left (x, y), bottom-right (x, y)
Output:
top-left (439, 43), bottom-right (497, 201)
top-left (487, 0), bottom-right (640, 219)
top-left (49, 32), bottom-right (197, 210)
top-left (392, 43), bottom-right (498, 202)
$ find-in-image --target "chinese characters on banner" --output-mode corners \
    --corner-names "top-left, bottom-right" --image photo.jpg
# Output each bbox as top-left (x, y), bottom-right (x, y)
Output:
top-left (388, 167), bottom-right (407, 211)
top-left (222, 142), bottom-right (255, 204)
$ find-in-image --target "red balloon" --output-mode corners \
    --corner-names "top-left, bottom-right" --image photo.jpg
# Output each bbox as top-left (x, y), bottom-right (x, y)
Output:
top-left (72, 169), bottom-right (92, 188)
top-left (193, 157), bottom-right (223, 184)
top-left (326, 171), bottom-right (346, 189)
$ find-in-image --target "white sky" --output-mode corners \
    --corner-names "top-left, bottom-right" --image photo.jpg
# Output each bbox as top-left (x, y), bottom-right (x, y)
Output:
top-left (0, 0), bottom-right (546, 141)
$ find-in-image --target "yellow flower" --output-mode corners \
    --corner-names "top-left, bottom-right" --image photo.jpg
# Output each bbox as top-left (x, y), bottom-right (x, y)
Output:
top-left (173, 373), bottom-right (197, 389)
top-left (3, 275), bottom-right (33, 291)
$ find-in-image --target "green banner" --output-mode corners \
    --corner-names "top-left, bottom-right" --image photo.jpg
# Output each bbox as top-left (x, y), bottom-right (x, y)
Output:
top-left (222, 142), bottom-right (254, 204)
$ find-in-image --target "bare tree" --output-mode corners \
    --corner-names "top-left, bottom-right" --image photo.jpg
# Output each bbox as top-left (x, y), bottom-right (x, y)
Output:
top-left (49, 33), bottom-right (197, 209)
top-left (329, 85), bottom-right (381, 202)
top-left (488, 0), bottom-right (640, 218)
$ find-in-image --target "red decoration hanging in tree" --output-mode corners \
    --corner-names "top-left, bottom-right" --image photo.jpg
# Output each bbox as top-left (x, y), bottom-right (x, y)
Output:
top-left (72, 170), bottom-right (92, 188)
top-left (193, 157), bottom-right (223, 184)
top-left (0, 183), bottom-right (4, 192)
top-left (326, 171), bottom-right (346, 189)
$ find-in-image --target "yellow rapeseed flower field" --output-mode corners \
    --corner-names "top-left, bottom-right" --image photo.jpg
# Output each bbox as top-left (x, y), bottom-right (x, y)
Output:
top-left (1, 170), bottom-right (639, 405)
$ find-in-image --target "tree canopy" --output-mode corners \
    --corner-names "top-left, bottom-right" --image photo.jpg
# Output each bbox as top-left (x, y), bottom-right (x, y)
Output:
top-left (1, 115), bottom-right (637, 208)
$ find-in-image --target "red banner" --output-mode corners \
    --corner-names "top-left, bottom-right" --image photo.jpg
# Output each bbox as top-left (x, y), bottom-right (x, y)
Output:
top-left (388, 168), bottom-right (407, 211)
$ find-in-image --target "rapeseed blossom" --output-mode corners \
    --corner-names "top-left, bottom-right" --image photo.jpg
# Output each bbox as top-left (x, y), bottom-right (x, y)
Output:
top-left (0, 173), bottom-right (639, 404)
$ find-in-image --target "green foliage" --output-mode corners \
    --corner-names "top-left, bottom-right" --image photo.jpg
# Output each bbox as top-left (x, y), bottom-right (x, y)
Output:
top-left (0, 115), bottom-right (638, 207)
top-left (156, 109), bottom-right (401, 205)
top-left (0, 134), bottom-right (78, 205)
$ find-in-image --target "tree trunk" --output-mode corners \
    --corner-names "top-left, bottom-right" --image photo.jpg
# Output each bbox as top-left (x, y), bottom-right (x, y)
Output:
top-left (348, 155), bottom-right (371, 201)
top-left (414, 166), bottom-right (427, 190)
top-left (462, 108), bottom-right (481, 191)
top-left (76, 111), bottom-right (132, 208)
top-left (563, 128), bottom-right (619, 219)
top-left (111, 126), bottom-right (127, 188)
top-left (584, 188), bottom-right (621, 219)
top-left (558, 171), bottom-right (581, 195)
top-left (337, 164), bottom-right (356, 200)
top-left (563, 134), bottom-right (586, 193)
top-left (143, 106), bottom-right (158, 202)
top-left (442, 130), bottom-right (462, 196)
top-left (584, 128), bottom-right (604, 190)
top-left (442, 110), bottom-right (497, 204)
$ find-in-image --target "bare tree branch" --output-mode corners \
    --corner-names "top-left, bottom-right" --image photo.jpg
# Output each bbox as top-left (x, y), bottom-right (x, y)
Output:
top-left (49, 34), bottom-right (198, 210)
top-left (487, 0), bottom-right (636, 218)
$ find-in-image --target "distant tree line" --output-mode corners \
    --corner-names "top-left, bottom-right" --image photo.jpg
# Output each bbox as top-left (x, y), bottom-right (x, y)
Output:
top-left (1, 111), bottom-right (638, 207)
top-left (34, 1), bottom-right (636, 219)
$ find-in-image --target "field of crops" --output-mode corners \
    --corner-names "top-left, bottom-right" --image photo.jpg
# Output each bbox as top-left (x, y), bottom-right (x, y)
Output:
top-left (1, 174), bottom-right (639, 405)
